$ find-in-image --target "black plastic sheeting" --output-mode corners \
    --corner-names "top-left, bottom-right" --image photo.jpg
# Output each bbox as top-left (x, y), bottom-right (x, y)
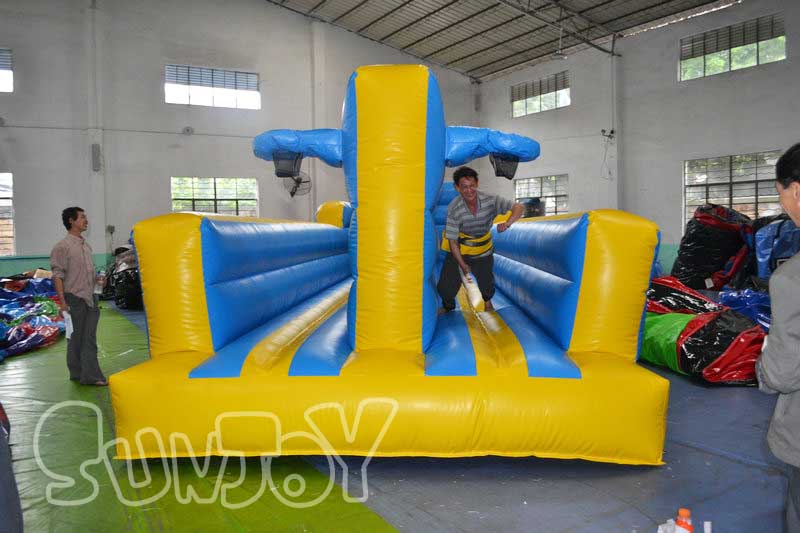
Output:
top-left (671, 204), bottom-right (750, 290)
top-left (679, 310), bottom-right (763, 385)
top-left (645, 276), bottom-right (764, 385)
top-left (101, 246), bottom-right (143, 310)
top-left (646, 276), bottom-right (722, 315)
top-left (111, 269), bottom-right (143, 310)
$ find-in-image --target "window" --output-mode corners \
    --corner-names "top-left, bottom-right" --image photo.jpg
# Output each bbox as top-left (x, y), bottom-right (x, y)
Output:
top-left (0, 173), bottom-right (14, 255)
top-left (680, 14), bottom-right (785, 81)
top-left (164, 65), bottom-right (261, 109)
top-left (0, 49), bottom-right (12, 93)
top-left (511, 71), bottom-right (570, 118)
top-left (514, 174), bottom-right (569, 216)
top-left (684, 150), bottom-right (782, 224)
top-left (171, 177), bottom-right (258, 216)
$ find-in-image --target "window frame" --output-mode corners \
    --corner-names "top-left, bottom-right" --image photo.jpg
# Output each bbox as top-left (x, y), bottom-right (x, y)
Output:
top-left (510, 71), bottom-right (570, 118)
top-left (170, 177), bottom-right (259, 217)
top-left (678, 13), bottom-right (786, 81)
top-left (683, 150), bottom-right (782, 227)
top-left (0, 172), bottom-right (14, 256)
top-left (513, 174), bottom-right (569, 216)
top-left (164, 64), bottom-right (261, 110)
top-left (0, 48), bottom-right (13, 93)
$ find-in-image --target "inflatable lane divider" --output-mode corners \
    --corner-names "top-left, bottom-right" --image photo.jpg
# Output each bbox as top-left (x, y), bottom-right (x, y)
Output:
top-left (456, 290), bottom-right (528, 375)
top-left (288, 306), bottom-right (352, 376)
top-left (456, 289), bottom-right (580, 378)
top-left (242, 281), bottom-right (351, 375)
top-left (189, 280), bottom-right (351, 378)
top-left (496, 307), bottom-right (581, 378)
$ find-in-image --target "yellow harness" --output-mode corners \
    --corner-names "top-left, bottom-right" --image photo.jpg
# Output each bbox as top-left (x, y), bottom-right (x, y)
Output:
top-left (440, 230), bottom-right (493, 256)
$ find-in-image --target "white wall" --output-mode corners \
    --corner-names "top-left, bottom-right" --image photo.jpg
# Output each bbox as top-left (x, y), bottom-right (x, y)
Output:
top-left (477, 48), bottom-right (620, 210)
top-left (9, 0), bottom-right (789, 256)
top-left (0, 2), bottom-right (95, 255)
top-left (0, 0), bottom-right (473, 255)
top-left (479, 0), bottom-right (800, 246)
top-left (618, 0), bottom-right (800, 244)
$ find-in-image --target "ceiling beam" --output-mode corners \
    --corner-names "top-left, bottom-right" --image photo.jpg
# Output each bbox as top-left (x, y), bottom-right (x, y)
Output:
top-left (262, 0), bottom-right (480, 81)
top-left (471, 37), bottom-right (582, 76)
top-left (445, 19), bottom-right (560, 66)
top-left (426, 0), bottom-right (620, 60)
top-left (357, 0), bottom-right (417, 33)
top-left (379, 0), bottom-right (463, 43)
top-left (424, 13), bottom-right (526, 59)
top-left (402, 3), bottom-right (501, 51)
top-left (495, 0), bottom-right (616, 56)
top-left (308, 0), bottom-right (330, 15)
top-left (465, 31), bottom-right (587, 73)
top-left (596, 0), bottom-right (705, 31)
top-left (331, 0), bottom-right (372, 24)
top-left (474, 0), bottom-right (702, 78)
top-left (532, 0), bottom-right (620, 37)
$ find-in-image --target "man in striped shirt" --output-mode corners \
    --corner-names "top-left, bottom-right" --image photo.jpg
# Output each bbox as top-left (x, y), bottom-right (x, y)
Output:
top-left (438, 166), bottom-right (525, 313)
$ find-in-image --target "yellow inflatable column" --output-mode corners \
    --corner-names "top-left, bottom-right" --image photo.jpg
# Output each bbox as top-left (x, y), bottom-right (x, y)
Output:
top-left (133, 213), bottom-right (213, 358)
top-left (352, 65), bottom-right (433, 352)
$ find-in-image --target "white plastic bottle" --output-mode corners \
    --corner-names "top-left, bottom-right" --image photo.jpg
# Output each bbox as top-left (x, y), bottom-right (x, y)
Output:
top-left (63, 311), bottom-right (73, 339)
top-left (94, 269), bottom-right (106, 295)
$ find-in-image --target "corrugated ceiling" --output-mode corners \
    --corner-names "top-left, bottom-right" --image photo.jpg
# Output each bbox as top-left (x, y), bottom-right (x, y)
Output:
top-left (268, 0), bottom-right (731, 80)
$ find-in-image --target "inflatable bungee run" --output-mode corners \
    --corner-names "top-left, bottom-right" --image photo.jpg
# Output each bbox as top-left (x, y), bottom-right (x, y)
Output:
top-left (110, 65), bottom-right (669, 465)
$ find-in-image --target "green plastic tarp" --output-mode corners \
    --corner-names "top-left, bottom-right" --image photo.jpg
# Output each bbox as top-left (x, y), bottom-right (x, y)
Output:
top-left (2, 306), bottom-right (394, 532)
top-left (641, 312), bottom-right (696, 375)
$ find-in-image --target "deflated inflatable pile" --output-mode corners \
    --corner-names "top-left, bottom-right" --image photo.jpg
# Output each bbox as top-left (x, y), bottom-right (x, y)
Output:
top-left (110, 65), bottom-right (669, 465)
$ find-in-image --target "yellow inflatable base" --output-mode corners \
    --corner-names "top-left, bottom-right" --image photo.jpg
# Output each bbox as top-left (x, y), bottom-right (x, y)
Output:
top-left (111, 343), bottom-right (668, 465)
top-left (113, 209), bottom-right (668, 465)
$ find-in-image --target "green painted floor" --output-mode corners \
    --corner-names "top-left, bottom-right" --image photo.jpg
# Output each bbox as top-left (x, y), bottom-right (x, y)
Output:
top-left (1, 306), bottom-right (394, 532)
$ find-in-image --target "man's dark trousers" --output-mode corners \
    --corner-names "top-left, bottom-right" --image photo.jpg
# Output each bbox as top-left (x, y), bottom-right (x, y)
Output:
top-left (788, 465), bottom-right (800, 533)
top-left (64, 293), bottom-right (104, 384)
top-left (437, 253), bottom-right (495, 311)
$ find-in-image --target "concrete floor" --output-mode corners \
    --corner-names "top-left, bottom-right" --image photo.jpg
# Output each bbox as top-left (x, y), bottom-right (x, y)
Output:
top-left (112, 303), bottom-right (787, 532)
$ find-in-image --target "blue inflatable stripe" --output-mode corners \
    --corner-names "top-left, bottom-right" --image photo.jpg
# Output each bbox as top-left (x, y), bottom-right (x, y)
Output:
top-left (342, 72), bottom-right (358, 207)
top-left (201, 219), bottom-right (347, 284)
top-left (190, 280), bottom-right (352, 378)
top-left (489, 288), bottom-right (514, 310)
top-left (425, 311), bottom-right (476, 376)
top-left (347, 214), bottom-right (358, 349)
top-left (493, 215), bottom-right (588, 350)
top-left (422, 212), bottom-right (437, 351)
top-left (421, 72), bottom-right (447, 352)
top-left (437, 186), bottom-right (459, 206)
top-left (493, 215), bottom-right (588, 282)
top-left (341, 203), bottom-right (354, 228)
top-left (343, 71), bottom-right (358, 350)
top-left (425, 73), bottom-right (446, 210)
top-left (433, 205), bottom-right (448, 225)
top-left (496, 306), bottom-right (581, 379)
top-left (205, 254), bottom-right (349, 350)
top-left (289, 307), bottom-right (351, 376)
top-left (494, 255), bottom-right (580, 350)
